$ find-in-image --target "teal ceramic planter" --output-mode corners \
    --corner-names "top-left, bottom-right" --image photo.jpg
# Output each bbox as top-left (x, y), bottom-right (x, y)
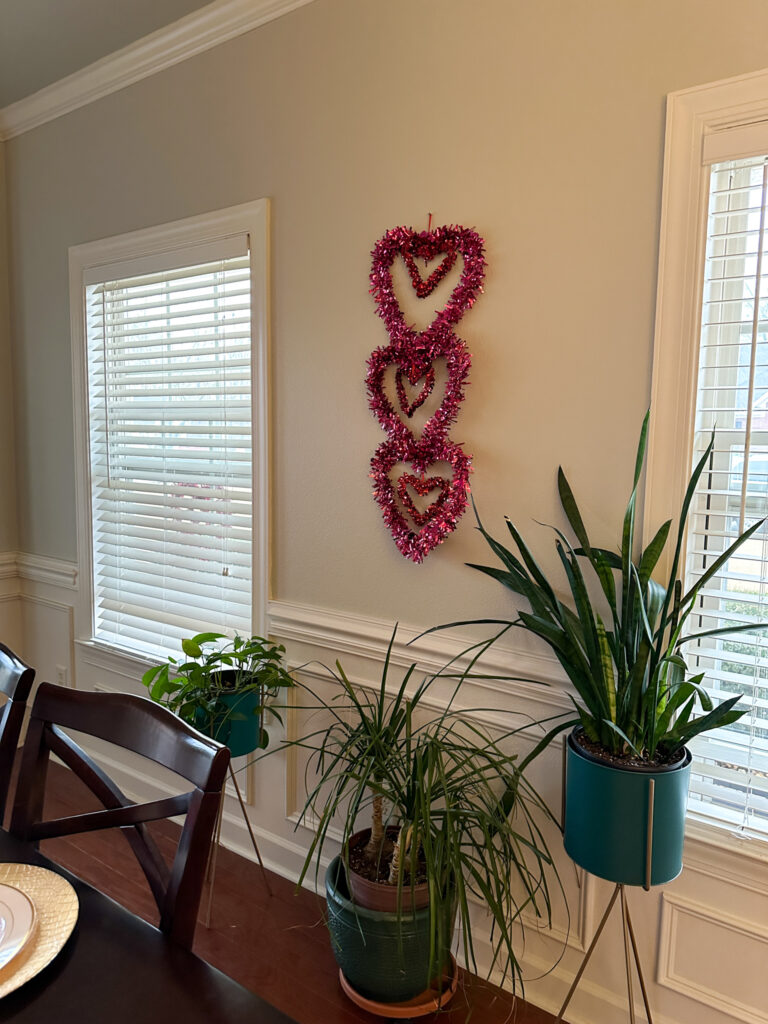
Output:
top-left (563, 730), bottom-right (692, 887)
top-left (195, 686), bottom-right (263, 758)
top-left (325, 857), bottom-right (452, 1004)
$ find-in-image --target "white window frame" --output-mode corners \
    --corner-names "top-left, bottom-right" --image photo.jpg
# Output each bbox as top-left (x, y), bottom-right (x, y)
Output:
top-left (649, 69), bottom-right (768, 849)
top-left (69, 200), bottom-right (270, 665)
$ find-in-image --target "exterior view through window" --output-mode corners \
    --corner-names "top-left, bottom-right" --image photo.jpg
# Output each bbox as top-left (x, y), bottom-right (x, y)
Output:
top-left (85, 252), bottom-right (253, 659)
top-left (688, 155), bottom-right (768, 834)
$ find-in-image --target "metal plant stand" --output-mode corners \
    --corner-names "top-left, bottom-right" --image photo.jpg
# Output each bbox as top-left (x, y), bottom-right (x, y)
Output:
top-left (558, 738), bottom-right (658, 1024)
top-left (555, 882), bottom-right (653, 1024)
top-left (203, 763), bottom-right (272, 926)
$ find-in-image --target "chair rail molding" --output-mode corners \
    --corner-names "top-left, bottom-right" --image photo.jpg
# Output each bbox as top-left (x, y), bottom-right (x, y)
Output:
top-left (0, 0), bottom-right (318, 140)
top-left (16, 553), bottom-right (78, 590)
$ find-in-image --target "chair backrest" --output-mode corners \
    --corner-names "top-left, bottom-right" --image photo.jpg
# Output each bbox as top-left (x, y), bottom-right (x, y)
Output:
top-left (0, 643), bottom-right (35, 825)
top-left (10, 682), bottom-right (230, 949)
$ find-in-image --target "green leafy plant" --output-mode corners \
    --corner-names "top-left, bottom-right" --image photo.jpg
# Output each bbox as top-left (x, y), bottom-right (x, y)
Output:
top-left (468, 412), bottom-right (766, 761)
top-left (268, 627), bottom-right (561, 991)
top-left (141, 632), bottom-right (294, 749)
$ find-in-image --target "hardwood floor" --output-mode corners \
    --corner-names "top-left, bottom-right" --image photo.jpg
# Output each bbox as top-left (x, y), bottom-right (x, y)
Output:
top-left (22, 763), bottom-right (557, 1024)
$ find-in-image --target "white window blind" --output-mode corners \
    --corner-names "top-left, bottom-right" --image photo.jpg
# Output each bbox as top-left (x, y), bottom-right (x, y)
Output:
top-left (687, 154), bottom-right (768, 836)
top-left (85, 246), bottom-right (253, 659)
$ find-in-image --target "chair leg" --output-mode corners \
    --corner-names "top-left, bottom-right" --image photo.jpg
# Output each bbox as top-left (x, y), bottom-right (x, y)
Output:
top-left (228, 764), bottom-right (273, 897)
top-left (202, 790), bottom-right (225, 927)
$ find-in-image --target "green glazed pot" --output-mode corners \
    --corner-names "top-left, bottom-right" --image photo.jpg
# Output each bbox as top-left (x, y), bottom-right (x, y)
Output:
top-left (563, 730), bottom-right (692, 887)
top-left (194, 679), bottom-right (263, 757)
top-left (325, 856), bottom-right (453, 1004)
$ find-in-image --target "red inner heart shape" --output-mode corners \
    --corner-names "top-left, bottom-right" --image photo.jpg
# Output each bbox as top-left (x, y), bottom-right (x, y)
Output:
top-left (402, 244), bottom-right (457, 299)
top-left (397, 473), bottom-right (450, 527)
top-left (395, 365), bottom-right (435, 418)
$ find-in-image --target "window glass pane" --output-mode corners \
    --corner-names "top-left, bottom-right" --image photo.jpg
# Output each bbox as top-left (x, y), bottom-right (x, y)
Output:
top-left (687, 156), bottom-right (768, 835)
top-left (86, 254), bottom-right (252, 659)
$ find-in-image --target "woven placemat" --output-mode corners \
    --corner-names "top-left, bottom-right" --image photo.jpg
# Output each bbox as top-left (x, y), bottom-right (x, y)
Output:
top-left (0, 863), bottom-right (78, 998)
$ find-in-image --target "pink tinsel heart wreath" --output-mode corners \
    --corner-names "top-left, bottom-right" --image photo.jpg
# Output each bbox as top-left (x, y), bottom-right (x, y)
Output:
top-left (397, 473), bottom-right (450, 527)
top-left (395, 365), bottom-right (435, 418)
top-left (402, 243), bottom-right (457, 298)
top-left (370, 439), bottom-right (471, 563)
top-left (365, 338), bottom-right (471, 447)
top-left (370, 225), bottom-right (485, 341)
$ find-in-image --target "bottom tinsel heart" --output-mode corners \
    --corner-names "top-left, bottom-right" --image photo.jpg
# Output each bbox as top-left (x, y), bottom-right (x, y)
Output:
top-left (370, 440), bottom-right (471, 563)
top-left (397, 473), bottom-right (449, 527)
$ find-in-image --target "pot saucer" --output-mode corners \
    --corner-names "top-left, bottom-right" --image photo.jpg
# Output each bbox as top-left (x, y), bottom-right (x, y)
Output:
top-left (339, 953), bottom-right (458, 1018)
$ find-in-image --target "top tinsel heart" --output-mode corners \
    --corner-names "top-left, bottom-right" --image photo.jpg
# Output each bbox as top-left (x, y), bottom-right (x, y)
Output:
top-left (370, 225), bottom-right (486, 340)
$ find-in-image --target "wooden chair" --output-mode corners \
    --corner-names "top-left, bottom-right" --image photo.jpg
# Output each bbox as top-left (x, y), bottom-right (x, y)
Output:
top-left (10, 682), bottom-right (230, 949)
top-left (0, 642), bottom-right (35, 825)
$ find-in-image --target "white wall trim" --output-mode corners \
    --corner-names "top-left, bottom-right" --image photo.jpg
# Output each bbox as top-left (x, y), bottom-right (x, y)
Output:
top-left (646, 64), bottom-right (768, 556)
top-left (0, 0), bottom-right (318, 141)
top-left (0, 552), bottom-right (17, 580)
top-left (69, 200), bottom-right (270, 653)
top-left (657, 892), bottom-right (768, 1024)
top-left (16, 553), bottom-right (78, 589)
top-left (268, 598), bottom-right (570, 711)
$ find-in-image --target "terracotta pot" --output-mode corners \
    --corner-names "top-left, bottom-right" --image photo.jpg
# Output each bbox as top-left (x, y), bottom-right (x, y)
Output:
top-left (346, 828), bottom-right (430, 911)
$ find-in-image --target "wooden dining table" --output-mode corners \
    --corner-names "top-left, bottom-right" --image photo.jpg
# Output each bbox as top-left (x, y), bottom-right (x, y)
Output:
top-left (0, 829), bottom-right (298, 1023)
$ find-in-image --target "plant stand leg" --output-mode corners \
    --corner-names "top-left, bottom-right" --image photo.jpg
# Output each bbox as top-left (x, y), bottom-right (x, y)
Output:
top-left (625, 895), bottom-right (654, 1024)
top-left (202, 789), bottom-right (225, 927)
top-left (228, 763), bottom-right (273, 897)
top-left (620, 886), bottom-right (636, 1024)
top-left (555, 882), bottom-right (621, 1022)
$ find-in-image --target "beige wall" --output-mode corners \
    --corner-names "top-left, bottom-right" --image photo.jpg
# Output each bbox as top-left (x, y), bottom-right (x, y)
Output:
top-left (8, 0), bottom-right (768, 624)
top-left (6, 6), bottom-right (768, 1021)
top-left (0, 140), bottom-right (18, 553)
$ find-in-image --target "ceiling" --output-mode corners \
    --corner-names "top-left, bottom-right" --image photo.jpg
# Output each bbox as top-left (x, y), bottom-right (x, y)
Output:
top-left (0, 0), bottom-right (213, 108)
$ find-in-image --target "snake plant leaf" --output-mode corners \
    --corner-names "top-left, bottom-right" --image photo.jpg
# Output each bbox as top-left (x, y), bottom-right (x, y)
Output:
top-left (602, 719), bottom-right (641, 756)
top-left (557, 467), bottom-right (594, 557)
top-left (595, 615), bottom-right (617, 722)
top-left (505, 517), bottom-right (559, 609)
top-left (679, 514), bottom-right (767, 609)
top-left (638, 519), bottom-right (672, 587)
top-left (678, 620), bottom-right (767, 646)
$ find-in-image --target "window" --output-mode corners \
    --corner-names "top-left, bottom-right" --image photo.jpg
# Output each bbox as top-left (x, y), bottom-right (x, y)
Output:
top-left (650, 72), bottom-right (768, 838)
top-left (70, 202), bottom-right (269, 660)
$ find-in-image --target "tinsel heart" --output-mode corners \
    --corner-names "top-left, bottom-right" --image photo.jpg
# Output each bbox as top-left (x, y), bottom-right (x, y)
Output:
top-left (370, 439), bottom-right (471, 563)
top-left (367, 223), bottom-right (486, 562)
top-left (402, 243), bottom-right (457, 298)
top-left (366, 338), bottom-right (471, 446)
top-left (395, 365), bottom-right (435, 418)
top-left (370, 225), bottom-right (486, 339)
top-left (397, 473), bottom-right (449, 527)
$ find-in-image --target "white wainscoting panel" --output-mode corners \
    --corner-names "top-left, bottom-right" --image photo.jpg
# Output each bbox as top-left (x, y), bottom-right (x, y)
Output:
top-left (9, 564), bottom-right (768, 1024)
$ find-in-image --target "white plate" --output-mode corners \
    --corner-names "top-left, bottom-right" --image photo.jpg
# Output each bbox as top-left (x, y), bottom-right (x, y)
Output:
top-left (0, 884), bottom-right (35, 971)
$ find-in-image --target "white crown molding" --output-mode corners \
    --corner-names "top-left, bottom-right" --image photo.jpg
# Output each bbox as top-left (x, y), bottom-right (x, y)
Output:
top-left (16, 552), bottom-right (78, 589)
top-left (0, 0), bottom-right (318, 141)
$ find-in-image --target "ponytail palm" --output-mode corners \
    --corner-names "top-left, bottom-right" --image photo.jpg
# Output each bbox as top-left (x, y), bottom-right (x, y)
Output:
top-left (270, 628), bottom-right (560, 992)
top-left (472, 412), bottom-right (763, 760)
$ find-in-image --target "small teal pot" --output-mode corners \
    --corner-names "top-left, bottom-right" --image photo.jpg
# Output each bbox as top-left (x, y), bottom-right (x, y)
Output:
top-left (563, 730), bottom-right (692, 887)
top-left (194, 680), bottom-right (263, 757)
top-left (325, 857), bottom-right (453, 1004)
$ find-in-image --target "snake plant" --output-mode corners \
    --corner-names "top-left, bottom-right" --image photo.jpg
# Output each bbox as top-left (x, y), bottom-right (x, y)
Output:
top-left (470, 412), bottom-right (765, 761)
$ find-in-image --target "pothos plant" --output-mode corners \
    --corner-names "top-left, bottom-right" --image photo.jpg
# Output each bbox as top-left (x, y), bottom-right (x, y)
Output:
top-left (141, 632), bottom-right (294, 749)
top-left (467, 412), bottom-right (765, 763)
top-left (268, 627), bottom-right (562, 991)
